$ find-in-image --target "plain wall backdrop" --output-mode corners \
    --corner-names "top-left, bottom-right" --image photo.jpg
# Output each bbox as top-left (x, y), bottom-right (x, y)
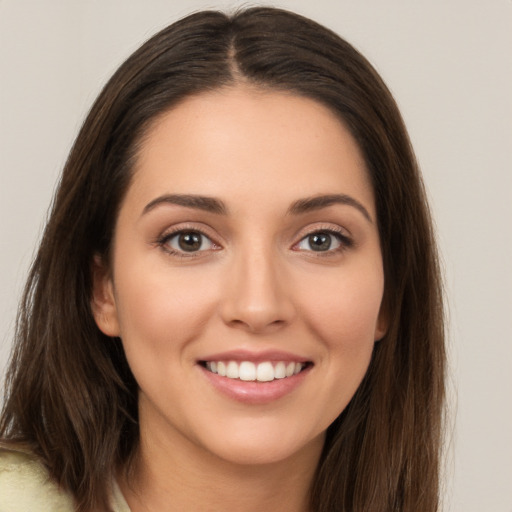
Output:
top-left (1, 1), bottom-right (511, 511)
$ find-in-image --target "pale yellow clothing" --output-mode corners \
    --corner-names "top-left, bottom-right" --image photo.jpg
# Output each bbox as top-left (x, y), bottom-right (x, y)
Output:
top-left (0, 445), bottom-right (130, 512)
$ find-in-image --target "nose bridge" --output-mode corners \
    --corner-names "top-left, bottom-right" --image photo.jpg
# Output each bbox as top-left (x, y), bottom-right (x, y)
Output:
top-left (220, 238), bottom-right (294, 332)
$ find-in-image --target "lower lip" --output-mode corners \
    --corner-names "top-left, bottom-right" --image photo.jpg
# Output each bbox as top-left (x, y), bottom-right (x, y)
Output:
top-left (199, 365), bottom-right (311, 405)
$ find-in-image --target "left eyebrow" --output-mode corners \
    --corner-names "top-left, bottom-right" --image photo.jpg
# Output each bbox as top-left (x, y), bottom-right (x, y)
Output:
top-left (287, 194), bottom-right (373, 223)
top-left (141, 194), bottom-right (228, 216)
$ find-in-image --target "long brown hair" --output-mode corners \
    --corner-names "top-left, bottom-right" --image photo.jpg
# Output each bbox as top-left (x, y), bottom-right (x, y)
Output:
top-left (0, 8), bottom-right (445, 511)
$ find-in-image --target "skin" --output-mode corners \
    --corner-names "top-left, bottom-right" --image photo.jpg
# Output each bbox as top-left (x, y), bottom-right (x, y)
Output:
top-left (92, 85), bottom-right (387, 511)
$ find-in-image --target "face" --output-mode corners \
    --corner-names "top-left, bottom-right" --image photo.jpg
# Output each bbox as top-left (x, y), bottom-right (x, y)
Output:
top-left (92, 86), bottom-right (387, 469)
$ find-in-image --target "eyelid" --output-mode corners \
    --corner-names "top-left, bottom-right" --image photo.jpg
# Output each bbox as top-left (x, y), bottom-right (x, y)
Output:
top-left (292, 222), bottom-right (351, 241)
top-left (153, 221), bottom-right (353, 258)
top-left (167, 231), bottom-right (214, 252)
top-left (155, 223), bottom-right (222, 257)
top-left (291, 224), bottom-right (354, 254)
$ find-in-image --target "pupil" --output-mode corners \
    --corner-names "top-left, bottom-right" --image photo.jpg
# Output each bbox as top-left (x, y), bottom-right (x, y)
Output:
top-left (309, 233), bottom-right (331, 251)
top-left (178, 232), bottom-right (201, 251)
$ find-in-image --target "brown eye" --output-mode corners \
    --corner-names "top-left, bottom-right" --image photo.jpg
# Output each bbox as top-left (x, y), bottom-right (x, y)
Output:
top-left (165, 231), bottom-right (214, 253)
top-left (178, 232), bottom-right (202, 251)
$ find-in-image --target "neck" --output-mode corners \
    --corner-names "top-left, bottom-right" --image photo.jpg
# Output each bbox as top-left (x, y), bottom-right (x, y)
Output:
top-left (119, 417), bottom-right (323, 512)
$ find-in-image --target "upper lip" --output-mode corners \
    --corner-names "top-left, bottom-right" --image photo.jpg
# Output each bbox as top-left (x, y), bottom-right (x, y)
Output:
top-left (198, 349), bottom-right (311, 364)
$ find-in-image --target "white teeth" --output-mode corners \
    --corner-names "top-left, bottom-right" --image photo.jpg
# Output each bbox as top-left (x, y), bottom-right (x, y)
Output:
top-left (274, 362), bottom-right (286, 379)
top-left (217, 361), bottom-right (226, 377)
top-left (239, 361), bottom-right (256, 381)
top-left (256, 362), bottom-right (274, 382)
top-left (205, 360), bottom-right (306, 382)
top-left (226, 361), bottom-right (239, 379)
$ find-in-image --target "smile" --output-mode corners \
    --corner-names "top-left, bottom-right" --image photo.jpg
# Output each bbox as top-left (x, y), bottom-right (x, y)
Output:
top-left (204, 360), bottom-right (307, 382)
top-left (198, 353), bottom-right (313, 404)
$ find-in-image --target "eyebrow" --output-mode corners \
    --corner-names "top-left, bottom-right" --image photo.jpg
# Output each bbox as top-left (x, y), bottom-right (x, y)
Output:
top-left (142, 194), bottom-right (228, 216)
top-left (141, 192), bottom-right (372, 222)
top-left (288, 194), bottom-right (373, 222)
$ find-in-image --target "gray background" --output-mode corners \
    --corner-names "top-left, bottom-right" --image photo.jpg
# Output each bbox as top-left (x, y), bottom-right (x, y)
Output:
top-left (1, 1), bottom-right (511, 510)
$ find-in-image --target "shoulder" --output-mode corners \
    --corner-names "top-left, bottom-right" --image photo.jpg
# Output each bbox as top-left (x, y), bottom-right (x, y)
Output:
top-left (0, 443), bottom-right (75, 512)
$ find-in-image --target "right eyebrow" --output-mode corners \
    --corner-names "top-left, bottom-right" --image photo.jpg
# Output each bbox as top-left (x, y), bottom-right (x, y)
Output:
top-left (141, 194), bottom-right (228, 217)
top-left (287, 194), bottom-right (373, 223)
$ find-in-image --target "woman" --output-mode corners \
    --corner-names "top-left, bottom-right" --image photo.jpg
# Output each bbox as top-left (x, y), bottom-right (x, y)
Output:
top-left (0, 7), bottom-right (445, 512)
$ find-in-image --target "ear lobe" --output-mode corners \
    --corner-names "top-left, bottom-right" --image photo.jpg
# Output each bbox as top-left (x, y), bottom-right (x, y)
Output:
top-left (91, 254), bottom-right (120, 337)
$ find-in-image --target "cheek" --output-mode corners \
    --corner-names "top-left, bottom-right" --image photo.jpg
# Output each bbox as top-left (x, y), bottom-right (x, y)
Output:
top-left (301, 268), bottom-right (384, 343)
top-left (287, 264), bottom-right (384, 432)
top-left (113, 265), bottom-right (219, 357)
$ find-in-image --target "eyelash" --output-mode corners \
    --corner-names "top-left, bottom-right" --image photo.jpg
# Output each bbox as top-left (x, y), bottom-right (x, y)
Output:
top-left (292, 227), bottom-right (353, 256)
top-left (155, 226), bottom-right (353, 258)
top-left (156, 226), bottom-right (219, 259)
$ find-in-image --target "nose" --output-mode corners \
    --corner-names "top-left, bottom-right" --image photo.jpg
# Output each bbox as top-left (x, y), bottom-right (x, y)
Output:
top-left (219, 246), bottom-right (296, 334)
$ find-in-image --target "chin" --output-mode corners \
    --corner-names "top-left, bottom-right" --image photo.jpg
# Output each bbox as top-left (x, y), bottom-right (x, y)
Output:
top-left (198, 423), bottom-right (326, 468)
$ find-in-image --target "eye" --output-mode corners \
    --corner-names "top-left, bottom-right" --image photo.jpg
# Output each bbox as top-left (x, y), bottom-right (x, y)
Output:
top-left (295, 230), bottom-right (350, 253)
top-left (163, 230), bottom-right (215, 254)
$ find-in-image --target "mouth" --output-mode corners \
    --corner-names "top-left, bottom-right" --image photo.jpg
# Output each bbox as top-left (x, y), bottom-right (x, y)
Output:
top-left (197, 352), bottom-right (313, 404)
top-left (199, 360), bottom-right (313, 383)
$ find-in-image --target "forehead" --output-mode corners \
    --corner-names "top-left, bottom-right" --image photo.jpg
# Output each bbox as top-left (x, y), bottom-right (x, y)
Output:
top-left (127, 85), bottom-right (374, 216)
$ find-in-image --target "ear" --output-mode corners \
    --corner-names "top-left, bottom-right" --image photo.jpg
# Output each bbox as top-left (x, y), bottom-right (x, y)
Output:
top-left (91, 254), bottom-right (120, 337)
top-left (374, 302), bottom-right (389, 342)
